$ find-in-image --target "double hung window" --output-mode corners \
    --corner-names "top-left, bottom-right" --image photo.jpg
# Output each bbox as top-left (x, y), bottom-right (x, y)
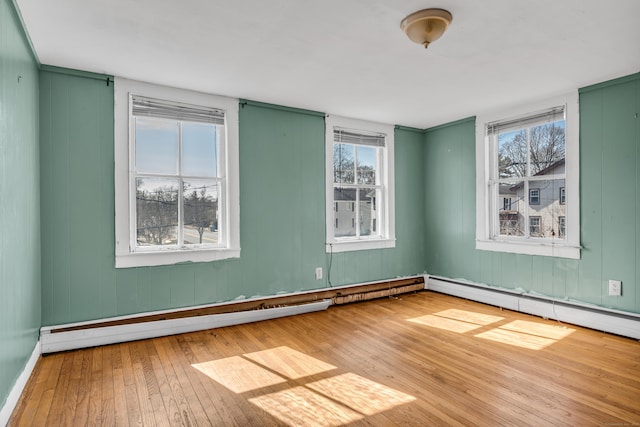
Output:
top-left (325, 116), bottom-right (395, 252)
top-left (115, 78), bottom-right (240, 267)
top-left (476, 93), bottom-right (580, 259)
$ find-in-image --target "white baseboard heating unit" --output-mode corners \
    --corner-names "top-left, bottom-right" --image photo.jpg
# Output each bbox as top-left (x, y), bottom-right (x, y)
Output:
top-left (40, 276), bottom-right (425, 353)
top-left (425, 275), bottom-right (640, 340)
top-left (41, 299), bottom-right (330, 354)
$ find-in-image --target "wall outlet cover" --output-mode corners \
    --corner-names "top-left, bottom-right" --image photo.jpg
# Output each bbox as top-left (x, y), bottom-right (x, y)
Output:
top-left (608, 280), bottom-right (622, 296)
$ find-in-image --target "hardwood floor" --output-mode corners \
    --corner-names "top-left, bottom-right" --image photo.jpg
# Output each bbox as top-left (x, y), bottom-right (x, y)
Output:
top-left (10, 291), bottom-right (640, 426)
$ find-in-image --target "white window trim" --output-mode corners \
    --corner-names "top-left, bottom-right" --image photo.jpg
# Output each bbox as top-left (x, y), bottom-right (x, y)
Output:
top-left (475, 92), bottom-right (580, 259)
top-left (325, 115), bottom-right (396, 253)
top-left (114, 77), bottom-right (240, 268)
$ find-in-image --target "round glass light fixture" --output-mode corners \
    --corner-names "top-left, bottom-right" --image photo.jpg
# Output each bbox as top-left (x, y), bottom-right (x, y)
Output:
top-left (400, 8), bottom-right (453, 49)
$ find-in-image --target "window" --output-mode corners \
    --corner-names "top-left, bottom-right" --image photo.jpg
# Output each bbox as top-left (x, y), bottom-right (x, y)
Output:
top-left (475, 93), bottom-right (580, 259)
top-left (326, 115), bottom-right (395, 252)
top-left (558, 216), bottom-right (566, 238)
top-left (115, 78), bottom-right (240, 268)
top-left (529, 216), bottom-right (541, 237)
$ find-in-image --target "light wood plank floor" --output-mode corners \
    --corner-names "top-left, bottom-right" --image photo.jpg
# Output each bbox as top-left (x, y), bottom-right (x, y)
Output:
top-left (10, 291), bottom-right (640, 426)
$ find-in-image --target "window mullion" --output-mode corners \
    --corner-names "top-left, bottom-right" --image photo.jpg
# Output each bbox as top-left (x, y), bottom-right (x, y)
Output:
top-left (355, 185), bottom-right (361, 238)
top-left (525, 127), bottom-right (531, 178)
top-left (524, 181), bottom-right (530, 238)
top-left (353, 144), bottom-right (358, 186)
top-left (377, 147), bottom-right (384, 235)
top-left (177, 122), bottom-right (184, 247)
top-left (353, 146), bottom-right (359, 238)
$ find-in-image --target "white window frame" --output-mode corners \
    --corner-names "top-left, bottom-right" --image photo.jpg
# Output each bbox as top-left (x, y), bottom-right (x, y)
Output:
top-left (325, 115), bottom-right (395, 253)
top-left (114, 78), bottom-right (240, 268)
top-left (475, 92), bottom-right (580, 259)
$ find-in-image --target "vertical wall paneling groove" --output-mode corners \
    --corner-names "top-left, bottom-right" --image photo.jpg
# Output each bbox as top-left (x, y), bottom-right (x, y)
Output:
top-left (636, 78), bottom-right (640, 314)
top-left (424, 74), bottom-right (640, 314)
top-left (0, 0), bottom-right (40, 411)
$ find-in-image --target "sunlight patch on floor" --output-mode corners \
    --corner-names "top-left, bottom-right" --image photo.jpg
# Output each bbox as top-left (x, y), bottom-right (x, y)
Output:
top-left (307, 372), bottom-right (416, 416)
top-left (193, 345), bottom-right (416, 425)
top-left (409, 309), bottom-right (575, 350)
top-left (476, 320), bottom-right (575, 350)
top-left (244, 346), bottom-right (337, 379)
top-left (249, 386), bottom-right (363, 427)
top-left (192, 355), bottom-right (286, 393)
top-left (500, 320), bottom-right (575, 340)
top-left (408, 309), bottom-right (504, 333)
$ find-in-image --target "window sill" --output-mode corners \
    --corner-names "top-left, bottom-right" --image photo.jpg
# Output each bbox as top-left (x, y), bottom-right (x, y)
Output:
top-left (326, 238), bottom-right (396, 253)
top-left (115, 248), bottom-right (240, 268)
top-left (476, 239), bottom-right (580, 259)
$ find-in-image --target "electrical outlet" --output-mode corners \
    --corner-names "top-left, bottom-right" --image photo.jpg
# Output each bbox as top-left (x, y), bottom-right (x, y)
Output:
top-left (315, 267), bottom-right (323, 280)
top-left (608, 280), bottom-right (622, 296)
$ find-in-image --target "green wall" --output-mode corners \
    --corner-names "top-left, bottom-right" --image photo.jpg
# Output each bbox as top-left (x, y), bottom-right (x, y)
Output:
top-left (424, 74), bottom-right (640, 314)
top-left (0, 0), bottom-right (40, 410)
top-left (39, 71), bottom-right (427, 326)
top-left (39, 68), bottom-right (640, 325)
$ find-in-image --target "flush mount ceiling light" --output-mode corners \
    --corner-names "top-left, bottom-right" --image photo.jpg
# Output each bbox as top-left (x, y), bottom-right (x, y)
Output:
top-left (400, 8), bottom-right (453, 49)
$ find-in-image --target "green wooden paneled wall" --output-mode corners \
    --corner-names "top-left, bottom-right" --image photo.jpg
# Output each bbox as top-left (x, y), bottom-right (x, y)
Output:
top-left (0, 0), bottom-right (40, 409)
top-left (424, 74), bottom-right (640, 313)
top-left (39, 69), bottom-right (427, 326)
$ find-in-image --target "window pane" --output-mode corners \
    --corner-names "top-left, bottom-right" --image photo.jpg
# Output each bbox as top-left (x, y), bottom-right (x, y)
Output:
top-left (359, 188), bottom-right (380, 237)
top-left (334, 144), bottom-right (354, 184)
top-left (497, 181), bottom-right (524, 236)
top-left (334, 187), bottom-right (356, 237)
top-left (529, 120), bottom-right (565, 175)
top-left (183, 180), bottom-right (219, 245)
top-left (528, 178), bottom-right (566, 239)
top-left (498, 129), bottom-right (526, 178)
top-left (558, 216), bottom-right (566, 238)
top-left (357, 146), bottom-right (377, 184)
top-left (135, 117), bottom-right (178, 174)
top-left (136, 177), bottom-right (178, 246)
top-left (182, 122), bottom-right (218, 177)
top-left (529, 216), bottom-right (542, 237)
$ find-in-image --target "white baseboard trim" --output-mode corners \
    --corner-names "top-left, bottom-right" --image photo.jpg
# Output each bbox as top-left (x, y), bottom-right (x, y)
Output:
top-left (41, 299), bottom-right (331, 354)
top-left (425, 275), bottom-right (640, 340)
top-left (0, 340), bottom-right (41, 427)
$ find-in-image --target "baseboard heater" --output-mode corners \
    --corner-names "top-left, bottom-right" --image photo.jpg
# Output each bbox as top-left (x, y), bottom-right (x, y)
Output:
top-left (425, 275), bottom-right (640, 340)
top-left (41, 276), bottom-right (425, 353)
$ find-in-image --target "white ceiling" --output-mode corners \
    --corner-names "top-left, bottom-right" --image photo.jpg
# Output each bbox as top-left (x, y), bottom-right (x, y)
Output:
top-left (16, 0), bottom-right (640, 129)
